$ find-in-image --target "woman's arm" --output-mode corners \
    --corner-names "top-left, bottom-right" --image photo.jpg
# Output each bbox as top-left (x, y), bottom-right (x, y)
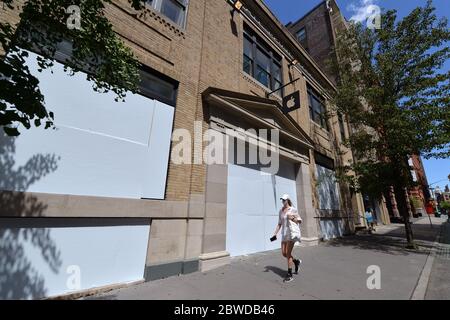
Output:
top-left (289, 215), bottom-right (301, 224)
top-left (289, 210), bottom-right (302, 224)
top-left (273, 223), bottom-right (281, 237)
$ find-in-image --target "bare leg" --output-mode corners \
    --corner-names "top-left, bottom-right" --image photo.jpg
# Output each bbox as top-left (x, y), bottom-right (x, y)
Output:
top-left (281, 241), bottom-right (287, 258)
top-left (286, 241), bottom-right (295, 269)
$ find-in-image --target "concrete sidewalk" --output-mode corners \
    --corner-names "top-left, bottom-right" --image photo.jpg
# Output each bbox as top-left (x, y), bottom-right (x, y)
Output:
top-left (88, 217), bottom-right (447, 300)
top-left (425, 216), bottom-right (450, 300)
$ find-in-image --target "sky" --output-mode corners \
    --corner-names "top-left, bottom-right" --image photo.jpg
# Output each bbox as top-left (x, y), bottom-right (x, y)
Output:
top-left (264, 0), bottom-right (450, 191)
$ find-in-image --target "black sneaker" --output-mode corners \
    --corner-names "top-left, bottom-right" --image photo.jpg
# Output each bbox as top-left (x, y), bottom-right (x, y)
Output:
top-left (283, 273), bottom-right (293, 283)
top-left (293, 259), bottom-right (302, 274)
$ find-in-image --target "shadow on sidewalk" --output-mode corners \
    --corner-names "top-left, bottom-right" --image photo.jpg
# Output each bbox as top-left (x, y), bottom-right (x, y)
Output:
top-left (322, 220), bottom-right (440, 256)
top-left (263, 266), bottom-right (286, 279)
top-left (322, 219), bottom-right (442, 256)
top-left (323, 235), bottom-right (432, 256)
top-left (382, 222), bottom-right (441, 243)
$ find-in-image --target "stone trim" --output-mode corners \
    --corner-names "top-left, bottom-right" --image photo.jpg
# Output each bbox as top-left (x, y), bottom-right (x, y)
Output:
top-left (199, 250), bottom-right (230, 261)
top-left (0, 190), bottom-right (194, 218)
top-left (298, 237), bottom-right (320, 246)
top-left (199, 251), bottom-right (231, 272)
top-left (144, 258), bottom-right (200, 281)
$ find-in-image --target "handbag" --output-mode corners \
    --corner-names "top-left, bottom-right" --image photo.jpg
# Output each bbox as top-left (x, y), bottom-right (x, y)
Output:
top-left (287, 210), bottom-right (302, 242)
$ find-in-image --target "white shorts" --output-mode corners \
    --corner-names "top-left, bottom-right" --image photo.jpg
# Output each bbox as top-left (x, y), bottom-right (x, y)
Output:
top-left (282, 235), bottom-right (301, 243)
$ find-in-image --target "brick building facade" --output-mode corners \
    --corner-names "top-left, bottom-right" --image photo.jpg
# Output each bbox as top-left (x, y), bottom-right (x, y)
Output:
top-left (1, 0), bottom-right (368, 299)
top-left (408, 155), bottom-right (431, 216)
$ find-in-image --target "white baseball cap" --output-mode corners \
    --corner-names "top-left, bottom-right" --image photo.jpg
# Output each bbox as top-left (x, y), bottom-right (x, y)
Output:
top-left (280, 194), bottom-right (290, 200)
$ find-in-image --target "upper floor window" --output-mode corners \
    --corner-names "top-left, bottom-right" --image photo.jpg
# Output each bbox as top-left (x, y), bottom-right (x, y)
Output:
top-left (297, 27), bottom-right (306, 42)
top-left (139, 68), bottom-right (178, 106)
top-left (52, 40), bottom-right (179, 106)
top-left (408, 157), bottom-right (414, 167)
top-left (243, 27), bottom-right (283, 93)
top-left (146, 0), bottom-right (188, 28)
top-left (411, 170), bottom-right (418, 182)
top-left (296, 27), bottom-right (308, 51)
top-left (308, 86), bottom-right (328, 131)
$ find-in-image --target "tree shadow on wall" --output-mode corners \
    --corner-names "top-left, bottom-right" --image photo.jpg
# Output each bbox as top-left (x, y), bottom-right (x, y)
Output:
top-left (0, 132), bottom-right (62, 299)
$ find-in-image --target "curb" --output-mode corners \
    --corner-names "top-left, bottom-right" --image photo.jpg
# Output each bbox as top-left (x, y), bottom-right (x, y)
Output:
top-left (410, 224), bottom-right (443, 300)
top-left (43, 279), bottom-right (144, 300)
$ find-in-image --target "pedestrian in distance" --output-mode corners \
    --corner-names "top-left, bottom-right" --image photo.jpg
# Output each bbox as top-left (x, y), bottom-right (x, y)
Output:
top-left (365, 208), bottom-right (375, 233)
top-left (270, 194), bottom-right (302, 282)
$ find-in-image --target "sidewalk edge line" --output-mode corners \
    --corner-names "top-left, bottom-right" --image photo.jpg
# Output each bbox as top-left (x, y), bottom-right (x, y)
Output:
top-left (410, 225), bottom-right (442, 300)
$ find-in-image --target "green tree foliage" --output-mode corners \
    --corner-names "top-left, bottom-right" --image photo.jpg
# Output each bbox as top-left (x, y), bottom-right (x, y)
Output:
top-left (331, 1), bottom-right (449, 246)
top-left (333, 1), bottom-right (449, 198)
top-left (440, 201), bottom-right (450, 210)
top-left (0, 0), bottom-right (147, 136)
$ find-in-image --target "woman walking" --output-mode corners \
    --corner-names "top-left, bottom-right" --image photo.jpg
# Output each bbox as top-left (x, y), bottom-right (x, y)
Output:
top-left (271, 194), bottom-right (302, 282)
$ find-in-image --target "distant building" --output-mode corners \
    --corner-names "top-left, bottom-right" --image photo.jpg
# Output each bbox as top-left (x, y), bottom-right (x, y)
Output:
top-left (285, 0), bottom-right (391, 226)
top-left (285, 0), bottom-right (347, 84)
top-left (407, 155), bottom-right (431, 216)
top-left (443, 191), bottom-right (450, 202)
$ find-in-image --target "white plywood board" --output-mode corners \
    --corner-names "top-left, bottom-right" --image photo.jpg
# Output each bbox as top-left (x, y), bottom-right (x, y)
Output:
top-left (226, 158), bottom-right (298, 256)
top-left (0, 51), bottom-right (174, 199)
top-left (0, 220), bottom-right (150, 299)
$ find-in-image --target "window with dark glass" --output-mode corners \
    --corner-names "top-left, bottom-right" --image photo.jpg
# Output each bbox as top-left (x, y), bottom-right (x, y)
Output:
top-left (243, 26), bottom-right (283, 92)
top-left (338, 113), bottom-right (346, 140)
top-left (272, 61), bottom-right (282, 91)
top-left (139, 69), bottom-right (178, 106)
top-left (297, 28), bottom-right (306, 42)
top-left (296, 27), bottom-right (308, 50)
top-left (308, 86), bottom-right (328, 131)
top-left (243, 34), bottom-right (253, 75)
top-left (146, 0), bottom-right (188, 27)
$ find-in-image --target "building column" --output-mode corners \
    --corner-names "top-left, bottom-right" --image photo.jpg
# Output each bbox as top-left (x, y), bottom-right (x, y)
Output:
top-left (379, 196), bottom-right (391, 225)
top-left (295, 162), bottom-right (319, 245)
top-left (352, 192), bottom-right (366, 226)
top-left (199, 131), bottom-right (230, 271)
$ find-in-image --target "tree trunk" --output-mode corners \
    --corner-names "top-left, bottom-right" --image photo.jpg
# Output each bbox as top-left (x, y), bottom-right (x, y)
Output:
top-left (394, 184), bottom-right (416, 248)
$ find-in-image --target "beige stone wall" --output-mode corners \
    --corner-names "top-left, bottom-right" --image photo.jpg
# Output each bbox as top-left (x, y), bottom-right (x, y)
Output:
top-left (1, 0), bottom-right (365, 271)
top-left (2, 0), bottom-right (346, 211)
top-left (0, 0), bottom-right (209, 272)
top-left (146, 218), bottom-right (203, 264)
